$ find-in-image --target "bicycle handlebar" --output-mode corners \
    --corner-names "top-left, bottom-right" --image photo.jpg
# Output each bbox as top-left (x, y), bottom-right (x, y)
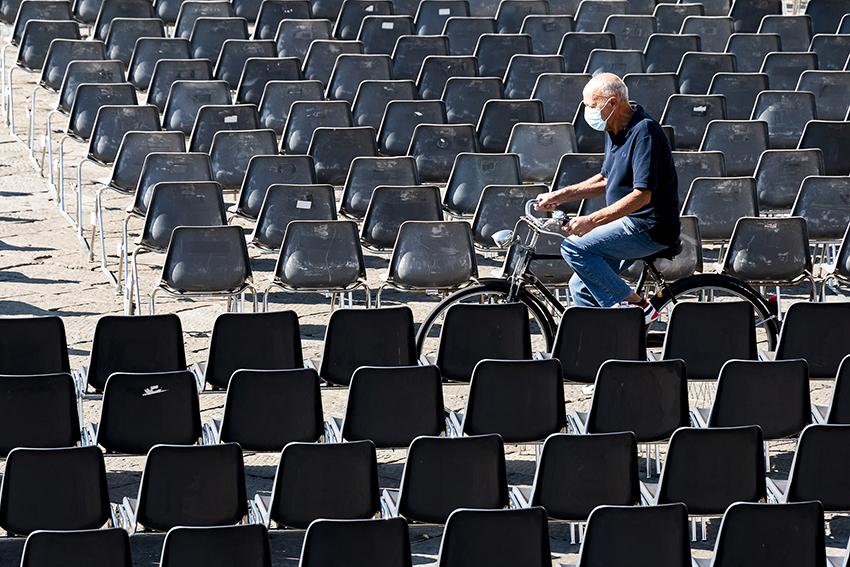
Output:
top-left (524, 199), bottom-right (568, 240)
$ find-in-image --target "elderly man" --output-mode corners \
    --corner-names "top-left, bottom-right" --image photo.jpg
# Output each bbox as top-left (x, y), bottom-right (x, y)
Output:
top-left (536, 73), bottom-right (680, 322)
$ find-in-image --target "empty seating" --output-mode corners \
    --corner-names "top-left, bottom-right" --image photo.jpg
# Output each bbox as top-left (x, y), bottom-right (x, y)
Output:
top-left (754, 149), bottom-right (824, 211)
top-left (340, 156), bottom-right (420, 218)
top-left (708, 72), bottom-right (769, 120)
top-left (797, 120), bottom-right (850, 176)
top-left (699, 120), bottom-right (769, 176)
top-left (360, 185), bottom-right (443, 250)
top-left (773, 302), bottom-right (850, 379)
top-left (159, 524), bottom-right (272, 567)
top-left (0, 373), bottom-right (79, 456)
top-left (249, 183), bottom-right (337, 251)
top-left (682, 177), bottom-right (758, 242)
top-left (20, 528), bottom-right (132, 567)
top-left (751, 90), bottom-right (817, 150)
top-left (661, 94), bottom-right (727, 150)
top-left (0, 316), bottom-right (69, 375)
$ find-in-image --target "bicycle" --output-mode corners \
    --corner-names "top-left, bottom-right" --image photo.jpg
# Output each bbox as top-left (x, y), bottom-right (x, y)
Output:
top-left (415, 199), bottom-right (780, 356)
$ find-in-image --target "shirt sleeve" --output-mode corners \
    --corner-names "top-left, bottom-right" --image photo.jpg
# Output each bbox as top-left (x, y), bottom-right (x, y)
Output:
top-left (631, 132), bottom-right (659, 191)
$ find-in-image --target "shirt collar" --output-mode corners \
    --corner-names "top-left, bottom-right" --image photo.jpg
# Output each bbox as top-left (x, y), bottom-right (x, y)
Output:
top-left (608, 104), bottom-right (645, 143)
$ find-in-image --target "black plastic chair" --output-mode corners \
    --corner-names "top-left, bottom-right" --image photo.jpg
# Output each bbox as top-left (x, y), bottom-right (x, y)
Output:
top-left (530, 72), bottom-right (588, 123)
top-left (442, 15), bottom-right (495, 55)
top-left (506, 122), bottom-right (576, 183)
top-left (623, 73), bottom-right (678, 121)
top-left (416, 54), bottom-right (477, 99)
top-left (653, 1), bottom-right (703, 34)
top-left (408, 124), bottom-right (479, 183)
top-left (812, 354), bottom-right (850, 424)
top-left (258, 80), bottom-right (325, 136)
top-left (174, 0), bottom-right (232, 38)
top-left (444, 152), bottom-right (522, 217)
top-left (504, 54), bottom-right (565, 99)
top-left (352, 79), bottom-right (417, 130)
top-left (253, 1), bottom-right (311, 39)
top-left (213, 39), bottom-right (277, 90)
top-left (511, 432), bottom-right (639, 542)
top-left (724, 32), bottom-right (779, 73)
top-left (520, 14), bottom-right (574, 54)
top-left (145, 58), bottom-right (213, 112)
top-left (357, 14), bottom-right (414, 55)
top-left (449, 358), bottom-right (564, 442)
top-left (602, 14), bottom-right (655, 51)
top-left (751, 90), bottom-right (817, 150)
top-left (436, 507), bottom-right (550, 567)
top-left (698, 120), bottom-right (768, 177)
top-left (189, 17), bottom-right (248, 62)
top-left (550, 152), bottom-right (605, 214)
top-left (249, 183), bottom-right (337, 251)
top-left (20, 528), bottom-right (132, 567)
top-left (760, 51), bottom-right (819, 91)
top-left (574, 0), bottom-right (627, 32)
top-left (757, 14), bottom-right (812, 52)
top-left (233, 56), bottom-right (302, 106)
top-left (252, 439), bottom-right (380, 529)
top-left (339, 156), bottom-right (419, 218)
top-left (230, 154), bottom-right (317, 221)
top-left (90, 370), bottom-right (201, 455)
top-left (584, 47), bottom-right (644, 76)
top-left (334, 0), bottom-right (392, 39)
top-left (797, 70), bottom-right (850, 121)
top-left (126, 37), bottom-right (192, 91)
top-left (797, 120), bottom-right (850, 176)
top-left (790, 176), bottom-right (850, 242)
top-left (470, 184), bottom-right (550, 250)
top-left (643, 33), bottom-right (699, 75)
top-left (678, 52), bottom-right (737, 96)
top-left (0, 446), bottom-right (110, 536)
top-left (299, 517), bottom-right (411, 567)
top-left (640, 425), bottom-right (766, 540)
top-left (809, 35), bottom-right (850, 71)
top-left (392, 34), bottom-right (449, 80)
top-left (314, 306), bottom-right (416, 387)
top-left (0, 316), bottom-right (69, 375)
top-left (773, 302), bottom-right (850, 379)
top-left (681, 176), bottom-right (758, 243)
top-left (695, 501), bottom-right (825, 567)
top-left (570, 503), bottom-right (691, 566)
top-left (119, 443), bottom-right (247, 534)
top-left (161, 80), bottom-right (232, 135)
top-left (326, 53), bottom-right (393, 102)
top-left (188, 104), bottom-right (260, 153)
top-left (806, 0), bottom-right (850, 34)
top-left (104, 18), bottom-right (164, 67)
top-left (358, 184), bottom-right (441, 252)
top-left (92, 0), bottom-right (154, 40)
top-left (415, 0), bottom-right (469, 35)
top-left (442, 76), bottom-right (503, 124)
top-left (680, 15), bottom-right (734, 53)
top-left (208, 368), bottom-right (323, 451)
top-left (377, 99), bottom-right (446, 156)
top-left (495, 0), bottom-right (547, 33)
top-left (754, 148), bottom-right (823, 211)
top-left (275, 18), bottom-right (332, 60)
top-left (728, 0), bottom-right (781, 32)
top-left (301, 39), bottom-right (363, 86)
top-left (281, 100), bottom-right (353, 155)
top-left (473, 32), bottom-right (531, 77)
top-left (207, 129), bottom-right (278, 192)
top-left (160, 524), bottom-right (271, 567)
top-left (307, 126), bottom-right (379, 185)
top-left (326, 364), bottom-right (445, 446)
top-left (707, 72), bottom-right (768, 121)
top-left (383, 434), bottom-right (508, 524)
top-left (76, 314), bottom-right (185, 395)
top-left (477, 99), bottom-right (543, 153)
top-left (0, 373), bottom-right (79, 457)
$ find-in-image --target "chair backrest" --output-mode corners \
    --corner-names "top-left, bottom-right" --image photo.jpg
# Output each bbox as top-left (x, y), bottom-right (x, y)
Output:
top-left (282, 100), bottom-right (353, 154)
top-left (236, 57), bottom-right (302, 105)
top-left (86, 313), bottom-right (186, 393)
top-left (39, 39), bottom-right (106, 92)
top-left (357, 14), bottom-right (414, 55)
top-left (335, 0), bottom-right (393, 39)
top-left (754, 149), bottom-right (824, 211)
top-left (644, 33), bottom-right (701, 74)
top-left (162, 80), bottom-right (233, 135)
top-left (341, 364), bottom-right (445, 447)
top-left (470, 184), bottom-right (550, 248)
top-left (436, 507), bottom-right (550, 567)
top-left (378, 100), bottom-right (447, 156)
top-left (496, 0), bottom-right (548, 33)
top-left (520, 14), bottom-right (574, 55)
top-left (708, 359), bottom-right (810, 440)
top-left (302, 39), bottom-right (364, 86)
top-left (160, 524), bottom-right (272, 567)
top-left (146, 58), bottom-right (213, 112)
top-left (307, 126), bottom-right (379, 185)
top-left (776, 302), bottom-right (850, 379)
top-left (462, 358), bottom-right (565, 443)
top-left (326, 53), bottom-right (393, 103)
top-left (189, 17), bottom-right (249, 62)
top-left (798, 120), bottom-right (850, 176)
top-left (680, 15), bottom-right (734, 53)
top-left (259, 80), bottom-right (326, 136)
top-left (0, 316), bottom-right (69, 375)
top-left (0, 446), bottom-right (110, 536)
top-left (551, 305), bottom-right (646, 383)
top-left (127, 37), bottom-right (192, 91)
top-left (188, 104), bottom-right (260, 153)
top-left (174, 0), bottom-right (233, 37)
top-left (474, 33), bottom-right (532, 77)
top-left (575, 503), bottom-right (691, 567)
top-left (20, 528), bottom-right (132, 567)
top-left (585, 48), bottom-right (645, 76)
top-left (352, 79), bottom-right (417, 130)
top-left (653, 2), bottom-right (703, 34)
top-left (300, 517), bottom-right (411, 567)
top-left (213, 38), bottom-right (276, 90)
top-left (699, 119), bottom-right (768, 177)
top-left (824, 354), bottom-right (850, 424)
top-left (207, 129), bottom-right (278, 192)
top-left (138, 182), bottom-right (226, 252)
top-left (805, 0), bottom-right (850, 34)
top-left (93, 0), bottom-right (154, 40)
top-left (707, 501), bottom-right (825, 567)
top-left (587, 359), bottom-right (689, 443)
top-left (757, 14), bottom-right (812, 51)
top-left (623, 72), bottom-right (680, 121)
top-left (661, 301), bottom-right (757, 381)
top-left (660, 93), bottom-right (727, 150)
top-left (681, 176), bottom-right (758, 241)
top-left (724, 32), bottom-right (779, 73)
top-left (160, 225), bottom-right (252, 294)
top-left (602, 14), bottom-right (655, 50)
top-left (381, 218), bottom-right (472, 287)
top-left (671, 151), bottom-right (726, 204)
top-left (393, 34), bottom-right (450, 81)
top-left (443, 16), bottom-right (495, 55)
top-left (790, 176), bottom-right (850, 241)
top-left (575, 0), bottom-right (628, 31)
top-left (132, 152), bottom-right (214, 217)
top-left (784, 424), bottom-right (850, 511)
top-left (504, 54), bottom-right (565, 99)
top-left (318, 306), bottom-right (417, 386)
top-left (104, 18), bottom-right (164, 66)
top-left (506, 122), bottom-right (577, 183)
top-left (269, 439), bottom-right (380, 529)
top-left (656, 425), bottom-right (766, 515)
top-left (809, 36), bottom-right (850, 72)
top-left (797, 70), bottom-right (850, 121)
top-left (135, 443), bottom-right (247, 532)
top-left (340, 156), bottom-right (420, 218)
top-left (220, 369), bottom-right (323, 451)
top-left (398, 434), bottom-right (508, 524)
top-left (415, 0), bottom-right (470, 35)
top-left (274, 17), bottom-right (331, 56)
top-left (56, 59), bottom-right (125, 114)
top-left (751, 90), bottom-right (817, 150)
top-left (477, 99), bottom-right (544, 153)
top-left (96, 370), bottom-right (201, 454)
top-left (15, 19), bottom-right (80, 71)
top-left (360, 184), bottom-right (442, 250)
top-left (250, 183), bottom-right (336, 250)
top-left (0, 373), bottom-right (79, 457)
top-left (760, 51), bottom-right (819, 91)
top-left (722, 216), bottom-right (812, 283)
top-left (728, 0), bottom-right (782, 32)
top-left (417, 54), bottom-right (478, 101)
top-left (254, 1), bottom-right (313, 40)
top-left (551, 152), bottom-right (605, 214)
top-left (444, 152), bottom-right (522, 215)
top-left (409, 124), bottom-right (480, 184)
top-left (10, 0), bottom-right (72, 45)
top-left (435, 302), bottom-right (532, 383)
top-left (66, 84), bottom-right (138, 141)
top-left (530, 432), bottom-right (639, 520)
top-left (203, 310), bottom-right (303, 390)
top-left (86, 105), bottom-right (161, 164)
top-left (106, 131), bottom-right (186, 193)
top-left (443, 76), bottom-right (504, 125)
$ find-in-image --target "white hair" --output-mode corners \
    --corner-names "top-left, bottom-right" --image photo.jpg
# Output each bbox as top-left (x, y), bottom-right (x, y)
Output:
top-left (586, 72), bottom-right (629, 104)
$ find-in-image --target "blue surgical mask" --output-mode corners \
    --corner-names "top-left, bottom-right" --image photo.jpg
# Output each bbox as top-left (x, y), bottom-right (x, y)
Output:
top-left (584, 98), bottom-right (614, 131)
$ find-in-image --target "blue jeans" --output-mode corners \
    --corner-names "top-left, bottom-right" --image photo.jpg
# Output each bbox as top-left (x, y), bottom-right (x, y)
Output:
top-left (560, 217), bottom-right (665, 307)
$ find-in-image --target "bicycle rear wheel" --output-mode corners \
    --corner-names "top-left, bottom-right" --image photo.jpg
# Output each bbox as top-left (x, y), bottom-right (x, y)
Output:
top-left (415, 279), bottom-right (558, 358)
top-left (647, 273), bottom-right (780, 351)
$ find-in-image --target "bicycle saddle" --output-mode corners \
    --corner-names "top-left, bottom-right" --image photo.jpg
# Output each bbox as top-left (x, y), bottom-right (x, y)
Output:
top-left (645, 240), bottom-right (683, 262)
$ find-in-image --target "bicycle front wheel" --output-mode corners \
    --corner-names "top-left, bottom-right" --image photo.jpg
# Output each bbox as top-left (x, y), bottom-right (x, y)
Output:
top-left (416, 279), bottom-right (558, 358)
top-left (648, 274), bottom-right (780, 351)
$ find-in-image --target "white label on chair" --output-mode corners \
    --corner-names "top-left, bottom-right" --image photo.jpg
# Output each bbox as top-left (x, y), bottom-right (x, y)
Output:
top-left (224, 115), bottom-right (238, 123)
top-left (296, 200), bottom-right (312, 209)
top-left (382, 22), bottom-right (394, 28)
top-left (439, 7), bottom-right (451, 13)
top-left (366, 3), bottom-right (374, 9)
top-left (90, 211), bottom-right (97, 226)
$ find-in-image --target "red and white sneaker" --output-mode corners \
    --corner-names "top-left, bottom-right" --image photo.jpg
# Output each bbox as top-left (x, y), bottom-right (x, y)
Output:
top-left (619, 297), bottom-right (659, 324)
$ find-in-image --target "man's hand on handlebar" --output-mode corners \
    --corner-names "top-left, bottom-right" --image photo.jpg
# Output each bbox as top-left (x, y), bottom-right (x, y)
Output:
top-left (534, 192), bottom-right (560, 211)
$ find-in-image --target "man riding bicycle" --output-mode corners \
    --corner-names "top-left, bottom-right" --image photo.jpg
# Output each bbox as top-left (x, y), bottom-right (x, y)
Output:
top-left (535, 73), bottom-right (680, 322)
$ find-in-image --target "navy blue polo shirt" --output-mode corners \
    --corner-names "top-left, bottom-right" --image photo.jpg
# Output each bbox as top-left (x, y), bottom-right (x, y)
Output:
top-left (600, 105), bottom-right (680, 246)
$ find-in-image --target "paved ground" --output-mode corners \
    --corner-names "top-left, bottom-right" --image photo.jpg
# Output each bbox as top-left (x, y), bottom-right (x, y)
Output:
top-left (0, 49), bottom-right (847, 565)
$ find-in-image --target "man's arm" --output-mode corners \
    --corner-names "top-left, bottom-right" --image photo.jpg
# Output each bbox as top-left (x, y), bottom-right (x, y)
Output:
top-left (565, 187), bottom-right (652, 237)
top-left (535, 173), bottom-right (607, 210)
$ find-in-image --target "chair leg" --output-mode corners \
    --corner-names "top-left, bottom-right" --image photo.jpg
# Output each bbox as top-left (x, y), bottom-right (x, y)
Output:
top-left (691, 517), bottom-right (697, 542)
top-left (765, 440), bottom-right (770, 473)
top-left (570, 522), bottom-right (575, 545)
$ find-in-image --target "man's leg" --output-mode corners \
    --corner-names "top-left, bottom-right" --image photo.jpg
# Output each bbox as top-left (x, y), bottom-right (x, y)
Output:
top-left (560, 218), bottom-right (664, 307)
